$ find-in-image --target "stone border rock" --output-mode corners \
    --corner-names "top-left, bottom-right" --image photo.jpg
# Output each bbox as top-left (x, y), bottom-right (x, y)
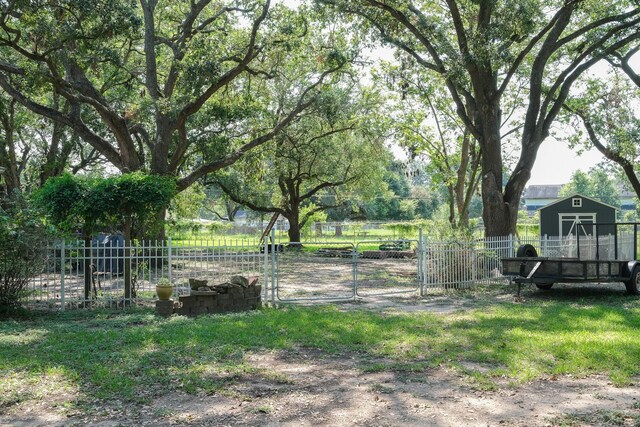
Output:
top-left (155, 276), bottom-right (261, 317)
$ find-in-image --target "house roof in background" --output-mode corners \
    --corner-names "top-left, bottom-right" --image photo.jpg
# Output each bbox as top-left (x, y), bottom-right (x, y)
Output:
top-left (524, 185), bottom-right (562, 199)
top-left (525, 185), bottom-right (636, 199)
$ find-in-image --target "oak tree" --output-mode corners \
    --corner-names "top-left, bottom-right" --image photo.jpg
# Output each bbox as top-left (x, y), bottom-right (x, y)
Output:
top-left (318, 0), bottom-right (640, 235)
top-left (0, 1), bottom-right (354, 197)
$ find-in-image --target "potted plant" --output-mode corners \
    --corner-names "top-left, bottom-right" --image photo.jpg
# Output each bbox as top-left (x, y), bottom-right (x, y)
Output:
top-left (155, 277), bottom-right (173, 300)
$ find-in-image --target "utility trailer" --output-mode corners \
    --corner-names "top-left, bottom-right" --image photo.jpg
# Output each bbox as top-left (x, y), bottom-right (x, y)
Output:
top-left (501, 222), bottom-right (640, 295)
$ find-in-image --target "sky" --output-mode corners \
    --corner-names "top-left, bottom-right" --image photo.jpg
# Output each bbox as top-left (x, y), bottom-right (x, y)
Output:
top-left (528, 139), bottom-right (603, 186)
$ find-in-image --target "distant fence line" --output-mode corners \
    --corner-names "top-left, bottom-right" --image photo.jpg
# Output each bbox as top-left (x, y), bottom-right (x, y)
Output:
top-left (169, 220), bottom-right (441, 240)
top-left (15, 233), bottom-right (623, 310)
top-left (169, 218), bottom-right (545, 241)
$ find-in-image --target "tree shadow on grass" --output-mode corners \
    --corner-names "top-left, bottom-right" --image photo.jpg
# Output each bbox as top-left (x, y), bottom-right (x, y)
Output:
top-left (1, 296), bottom-right (640, 423)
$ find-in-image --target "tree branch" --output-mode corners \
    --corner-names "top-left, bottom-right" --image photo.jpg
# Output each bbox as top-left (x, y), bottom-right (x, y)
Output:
top-left (176, 57), bottom-right (345, 191)
top-left (567, 104), bottom-right (640, 198)
top-left (215, 180), bottom-right (284, 216)
top-left (175, 1), bottom-right (270, 126)
top-left (0, 74), bottom-right (125, 170)
top-left (497, 3), bottom-right (569, 96)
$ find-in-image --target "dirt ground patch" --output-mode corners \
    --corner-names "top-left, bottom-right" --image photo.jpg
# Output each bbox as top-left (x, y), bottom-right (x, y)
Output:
top-left (2, 347), bottom-right (639, 427)
top-left (2, 283), bottom-right (639, 427)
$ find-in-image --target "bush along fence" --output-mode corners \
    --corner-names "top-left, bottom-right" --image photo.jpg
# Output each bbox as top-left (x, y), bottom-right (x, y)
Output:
top-left (12, 232), bottom-right (581, 310)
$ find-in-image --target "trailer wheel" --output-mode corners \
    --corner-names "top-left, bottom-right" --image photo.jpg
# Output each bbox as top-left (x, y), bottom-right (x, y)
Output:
top-left (535, 283), bottom-right (554, 290)
top-left (516, 244), bottom-right (538, 257)
top-left (624, 267), bottom-right (640, 295)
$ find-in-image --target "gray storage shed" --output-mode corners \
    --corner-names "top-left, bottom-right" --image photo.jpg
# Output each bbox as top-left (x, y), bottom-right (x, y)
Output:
top-left (539, 194), bottom-right (616, 238)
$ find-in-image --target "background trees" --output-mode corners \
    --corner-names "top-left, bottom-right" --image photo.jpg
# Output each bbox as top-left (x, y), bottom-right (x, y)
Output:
top-left (0, 1), bottom-right (637, 238)
top-left (317, 0), bottom-right (640, 236)
top-left (564, 59), bottom-right (640, 200)
top-left (211, 84), bottom-right (388, 242)
top-left (559, 167), bottom-right (621, 209)
top-left (381, 64), bottom-right (481, 228)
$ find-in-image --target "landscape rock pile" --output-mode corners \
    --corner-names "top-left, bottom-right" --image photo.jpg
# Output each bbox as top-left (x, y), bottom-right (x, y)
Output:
top-left (155, 275), bottom-right (261, 317)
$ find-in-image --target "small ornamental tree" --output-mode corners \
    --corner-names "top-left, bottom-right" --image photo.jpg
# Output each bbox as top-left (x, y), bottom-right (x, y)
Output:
top-left (91, 173), bottom-right (176, 301)
top-left (89, 173), bottom-right (177, 243)
top-left (33, 173), bottom-right (97, 300)
top-left (33, 173), bottom-right (94, 236)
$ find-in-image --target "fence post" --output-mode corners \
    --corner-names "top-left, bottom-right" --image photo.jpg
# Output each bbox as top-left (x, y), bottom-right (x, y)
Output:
top-left (167, 237), bottom-right (173, 284)
top-left (352, 242), bottom-right (357, 300)
top-left (60, 240), bottom-right (65, 311)
top-left (510, 234), bottom-right (515, 257)
top-left (270, 228), bottom-right (276, 305)
top-left (423, 234), bottom-right (429, 294)
top-left (263, 235), bottom-right (269, 303)
top-left (471, 239), bottom-right (477, 285)
top-left (418, 228), bottom-right (424, 297)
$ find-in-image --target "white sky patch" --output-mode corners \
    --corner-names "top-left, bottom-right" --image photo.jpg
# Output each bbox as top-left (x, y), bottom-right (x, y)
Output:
top-left (529, 138), bottom-right (603, 185)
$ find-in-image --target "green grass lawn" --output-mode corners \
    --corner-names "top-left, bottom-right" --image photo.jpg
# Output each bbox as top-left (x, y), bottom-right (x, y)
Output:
top-left (1, 287), bottom-right (640, 408)
top-left (166, 221), bottom-right (422, 244)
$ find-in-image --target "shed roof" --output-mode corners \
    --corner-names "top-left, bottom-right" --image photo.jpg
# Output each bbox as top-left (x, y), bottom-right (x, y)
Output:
top-left (538, 193), bottom-right (619, 211)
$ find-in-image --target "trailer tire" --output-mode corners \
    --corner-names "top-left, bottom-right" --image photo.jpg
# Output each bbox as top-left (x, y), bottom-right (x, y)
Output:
top-left (516, 244), bottom-right (538, 258)
top-left (624, 267), bottom-right (640, 295)
top-left (535, 283), bottom-right (554, 290)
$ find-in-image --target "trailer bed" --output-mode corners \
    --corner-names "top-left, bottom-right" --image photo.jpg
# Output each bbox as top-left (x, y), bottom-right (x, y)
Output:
top-left (502, 257), bottom-right (631, 284)
top-left (501, 222), bottom-right (640, 295)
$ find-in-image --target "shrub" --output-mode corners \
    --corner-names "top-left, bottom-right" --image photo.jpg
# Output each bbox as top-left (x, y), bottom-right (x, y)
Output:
top-left (0, 196), bottom-right (48, 314)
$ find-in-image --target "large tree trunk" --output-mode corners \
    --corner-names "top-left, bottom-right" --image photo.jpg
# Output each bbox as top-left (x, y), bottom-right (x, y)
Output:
top-left (0, 100), bottom-right (21, 198)
top-left (477, 97), bottom-right (519, 237)
top-left (2, 161), bottom-right (20, 197)
top-left (447, 186), bottom-right (456, 227)
top-left (455, 130), bottom-right (474, 229)
top-left (286, 214), bottom-right (302, 243)
top-left (456, 191), bottom-right (469, 229)
top-left (226, 200), bottom-right (240, 222)
top-left (39, 99), bottom-right (70, 185)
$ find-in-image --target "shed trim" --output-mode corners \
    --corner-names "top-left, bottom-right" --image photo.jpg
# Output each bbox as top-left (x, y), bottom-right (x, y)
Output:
top-left (538, 193), bottom-right (619, 212)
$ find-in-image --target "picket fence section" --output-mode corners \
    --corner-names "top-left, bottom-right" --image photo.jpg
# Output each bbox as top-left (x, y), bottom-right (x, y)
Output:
top-left (18, 233), bottom-right (586, 309)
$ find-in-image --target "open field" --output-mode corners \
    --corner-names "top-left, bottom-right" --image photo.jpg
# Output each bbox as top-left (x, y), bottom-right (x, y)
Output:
top-left (2, 283), bottom-right (640, 426)
top-left (166, 220), bottom-right (427, 244)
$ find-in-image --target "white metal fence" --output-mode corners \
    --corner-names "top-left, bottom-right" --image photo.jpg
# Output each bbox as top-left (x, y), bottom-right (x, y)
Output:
top-left (23, 239), bottom-right (264, 310)
top-left (18, 233), bottom-right (609, 309)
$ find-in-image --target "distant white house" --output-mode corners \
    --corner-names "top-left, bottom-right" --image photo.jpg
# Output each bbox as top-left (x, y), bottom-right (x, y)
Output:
top-left (523, 185), bottom-right (564, 214)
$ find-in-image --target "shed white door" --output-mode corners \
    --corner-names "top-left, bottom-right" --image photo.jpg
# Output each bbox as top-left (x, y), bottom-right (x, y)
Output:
top-left (559, 213), bottom-right (596, 238)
